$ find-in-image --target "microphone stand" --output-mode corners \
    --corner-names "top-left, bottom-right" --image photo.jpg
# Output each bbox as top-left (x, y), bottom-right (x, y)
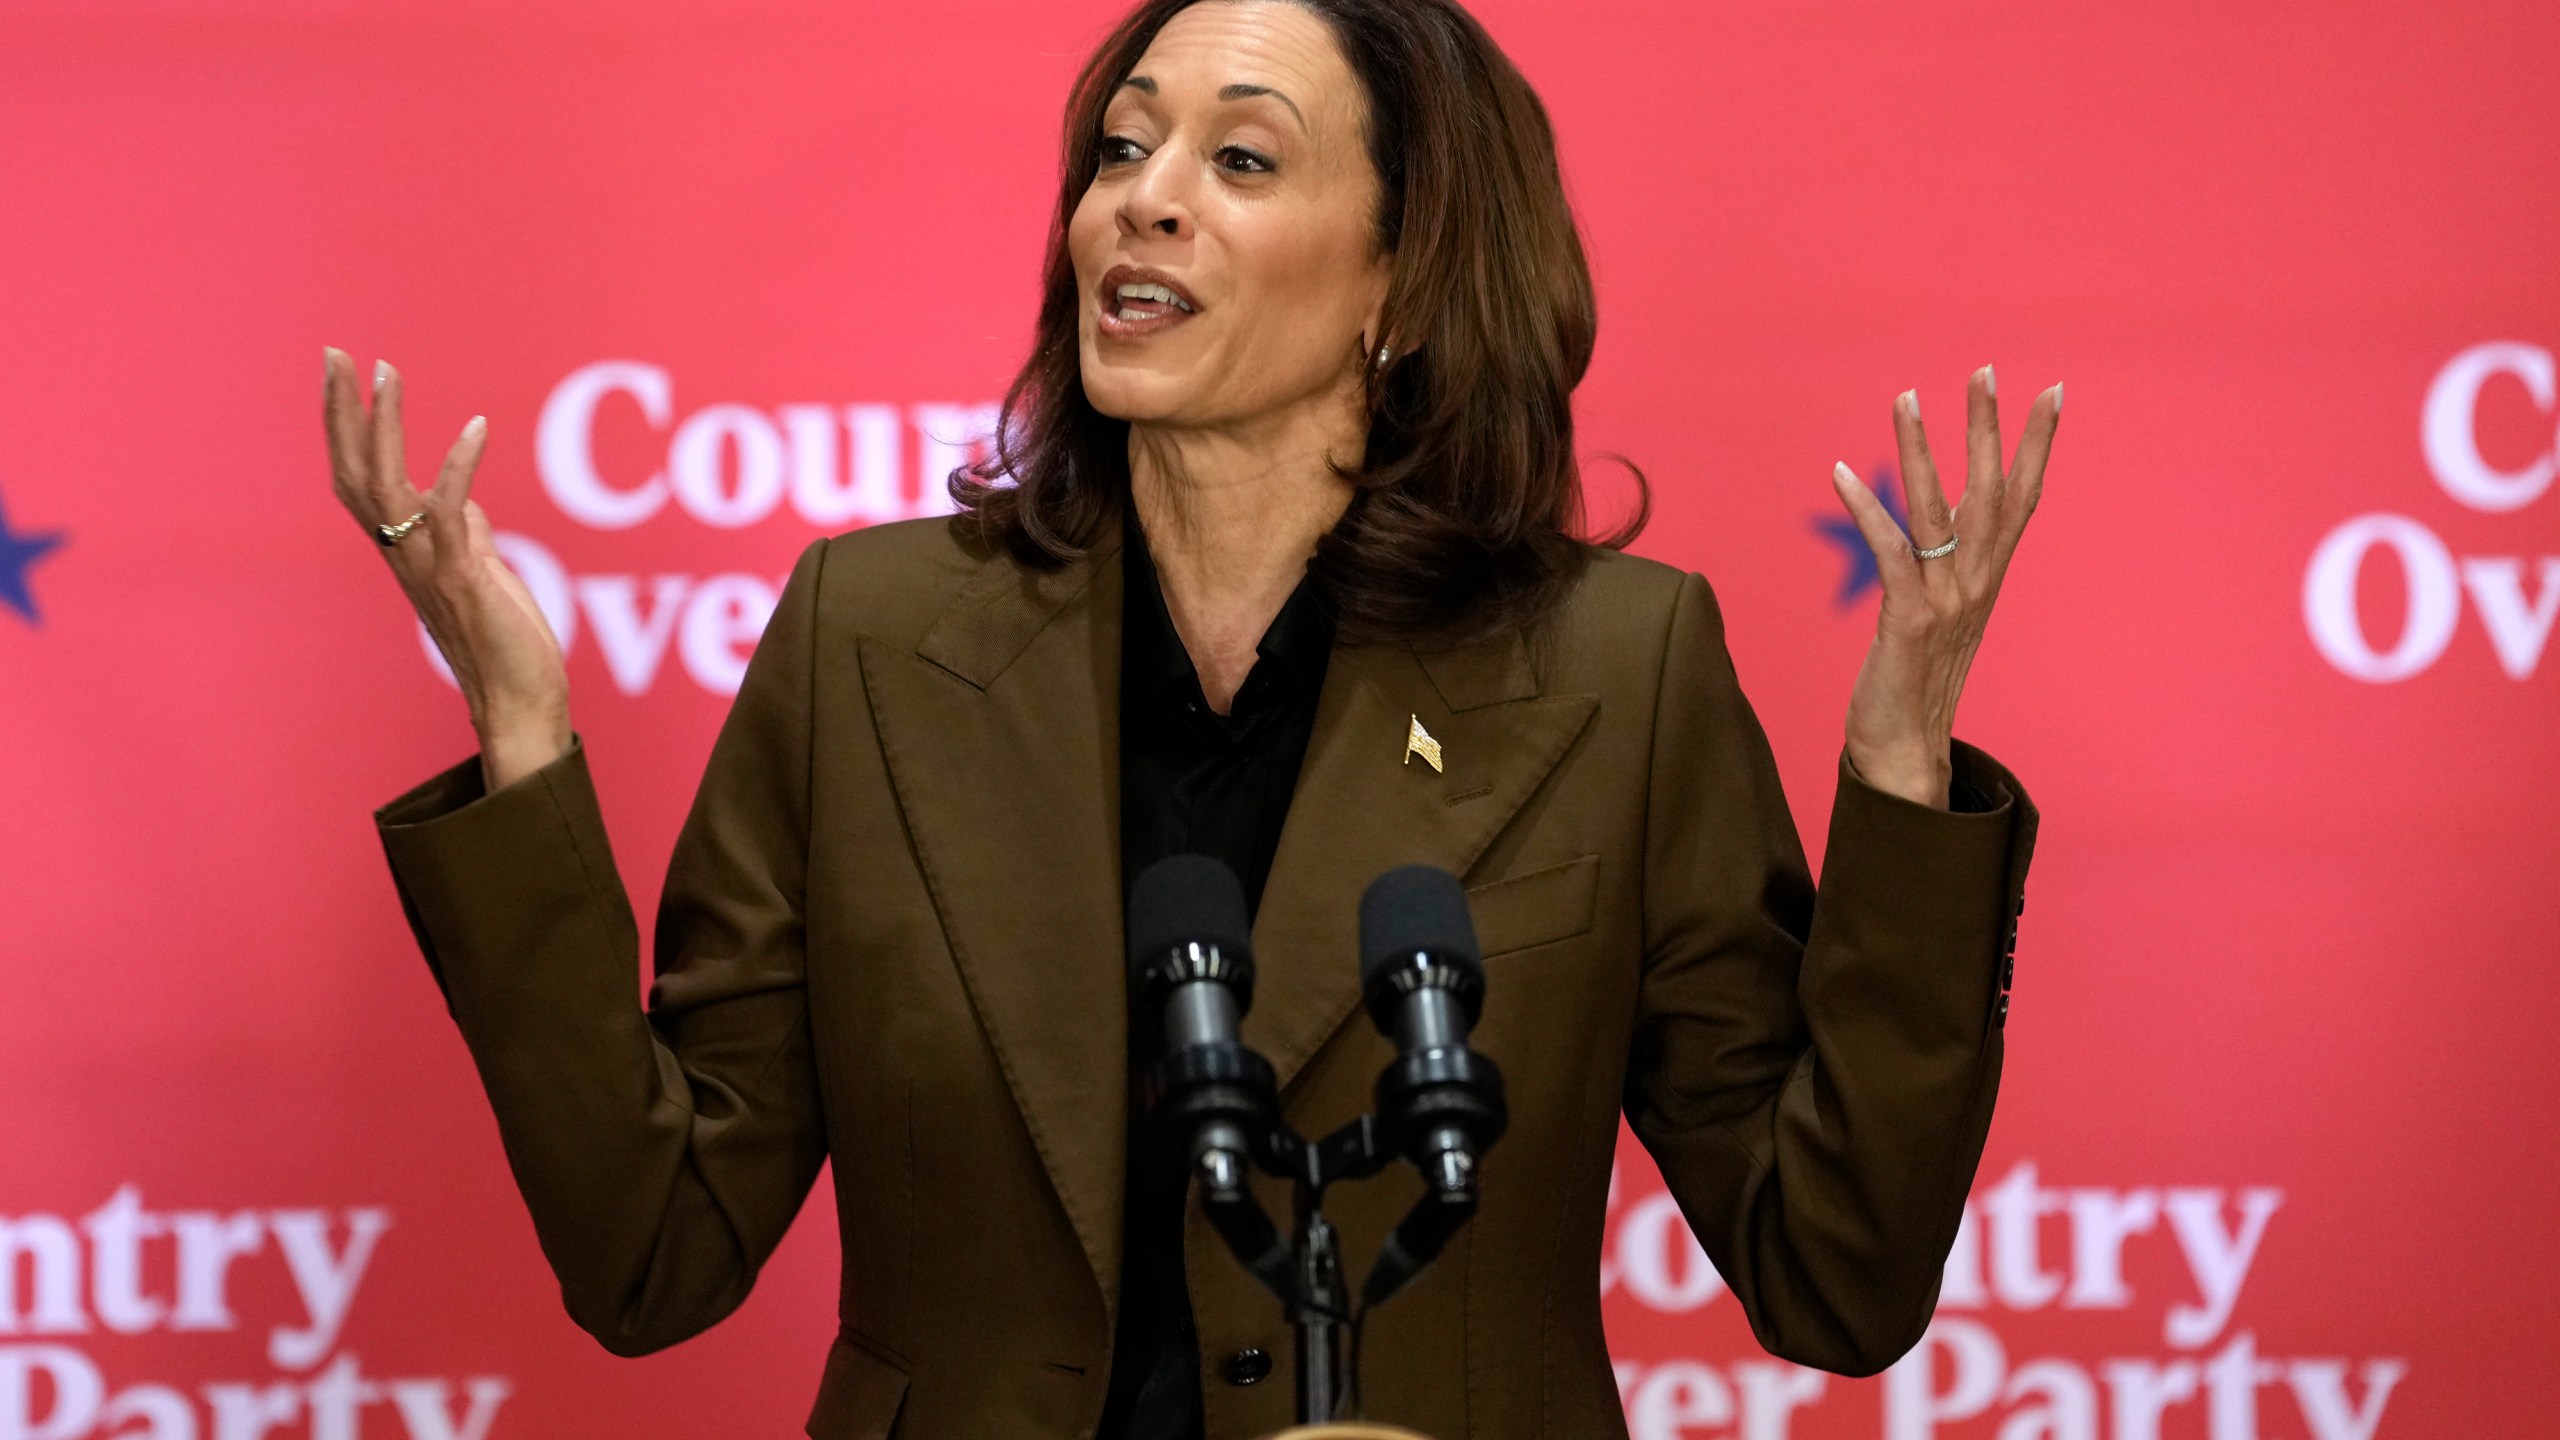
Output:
top-left (1136, 861), bottom-right (1502, 1429)
top-left (1136, 965), bottom-right (1402, 1422)
top-left (1198, 1113), bottom-right (1395, 1424)
top-left (1178, 1098), bottom-right (1481, 1425)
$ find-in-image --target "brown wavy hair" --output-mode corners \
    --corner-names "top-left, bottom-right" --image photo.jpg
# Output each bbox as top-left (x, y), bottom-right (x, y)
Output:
top-left (950, 0), bottom-right (1645, 643)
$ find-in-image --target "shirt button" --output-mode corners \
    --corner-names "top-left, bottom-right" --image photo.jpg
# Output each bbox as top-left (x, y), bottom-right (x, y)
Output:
top-left (1224, 1348), bottom-right (1274, 1386)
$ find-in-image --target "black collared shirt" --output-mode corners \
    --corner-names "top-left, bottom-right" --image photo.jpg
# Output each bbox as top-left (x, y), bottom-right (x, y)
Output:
top-left (1101, 515), bottom-right (1335, 1440)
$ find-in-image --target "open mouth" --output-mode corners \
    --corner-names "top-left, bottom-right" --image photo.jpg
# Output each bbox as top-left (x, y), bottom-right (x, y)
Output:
top-left (1113, 281), bottom-right (1193, 317)
top-left (1098, 265), bottom-right (1200, 337)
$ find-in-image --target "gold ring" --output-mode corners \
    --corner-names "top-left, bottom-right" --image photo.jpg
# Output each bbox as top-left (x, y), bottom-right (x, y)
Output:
top-left (374, 510), bottom-right (428, 547)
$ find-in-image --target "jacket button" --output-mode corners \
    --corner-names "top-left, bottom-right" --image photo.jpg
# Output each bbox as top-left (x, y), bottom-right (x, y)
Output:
top-left (1995, 993), bottom-right (2010, 1027)
top-left (2001, 956), bottom-right (2014, 991)
top-left (1224, 1348), bottom-right (1273, 1386)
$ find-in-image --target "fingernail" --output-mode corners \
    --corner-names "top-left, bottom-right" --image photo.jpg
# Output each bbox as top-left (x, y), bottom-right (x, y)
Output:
top-left (1980, 364), bottom-right (1996, 398)
top-left (1833, 461), bottom-right (1859, 488)
top-left (2052, 381), bottom-right (2064, 414)
top-left (464, 415), bottom-right (487, 439)
top-left (373, 359), bottom-right (392, 393)
top-left (1898, 390), bottom-right (1919, 420)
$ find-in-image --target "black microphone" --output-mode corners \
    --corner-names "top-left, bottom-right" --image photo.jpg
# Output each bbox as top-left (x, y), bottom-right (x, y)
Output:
top-left (1128, 856), bottom-right (1281, 1212)
top-left (1358, 864), bottom-right (1508, 1306)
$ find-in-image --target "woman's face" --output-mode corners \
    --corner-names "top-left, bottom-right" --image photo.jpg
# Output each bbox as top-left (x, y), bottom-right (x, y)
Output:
top-left (1070, 1), bottom-right (1392, 432)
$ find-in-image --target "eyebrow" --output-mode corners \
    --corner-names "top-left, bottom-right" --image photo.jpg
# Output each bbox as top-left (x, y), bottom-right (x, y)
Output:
top-left (1219, 83), bottom-right (1306, 131)
top-left (1113, 75), bottom-right (1308, 133)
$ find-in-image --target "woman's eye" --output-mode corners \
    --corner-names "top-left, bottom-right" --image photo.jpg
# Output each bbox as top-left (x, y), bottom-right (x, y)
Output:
top-left (1098, 135), bottom-right (1144, 165)
top-left (1217, 145), bottom-right (1274, 174)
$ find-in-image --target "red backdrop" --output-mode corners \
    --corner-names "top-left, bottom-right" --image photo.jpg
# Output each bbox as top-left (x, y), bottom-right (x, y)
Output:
top-left (3, 1), bottom-right (2554, 1436)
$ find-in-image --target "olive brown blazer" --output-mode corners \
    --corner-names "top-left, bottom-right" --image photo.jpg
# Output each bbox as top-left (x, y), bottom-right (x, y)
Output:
top-left (374, 516), bottom-right (2037, 1440)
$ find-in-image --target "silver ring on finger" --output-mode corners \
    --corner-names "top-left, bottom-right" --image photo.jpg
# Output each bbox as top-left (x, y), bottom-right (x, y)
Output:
top-left (374, 510), bottom-right (428, 547)
top-left (1912, 533), bottom-right (1960, 560)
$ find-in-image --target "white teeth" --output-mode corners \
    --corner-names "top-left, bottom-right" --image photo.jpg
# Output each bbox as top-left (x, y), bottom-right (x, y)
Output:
top-left (1114, 281), bottom-right (1193, 312)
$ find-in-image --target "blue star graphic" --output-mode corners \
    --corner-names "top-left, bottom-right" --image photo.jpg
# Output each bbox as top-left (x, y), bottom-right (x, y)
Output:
top-left (1811, 464), bottom-right (1908, 607)
top-left (0, 486), bottom-right (67, 625)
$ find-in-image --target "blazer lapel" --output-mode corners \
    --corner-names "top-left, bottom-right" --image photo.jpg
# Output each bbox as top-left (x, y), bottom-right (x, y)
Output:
top-left (1249, 631), bottom-right (1598, 1092)
top-left (859, 534), bottom-right (1131, 1303)
top-left (856, 538), bottom-right (1599, 1294)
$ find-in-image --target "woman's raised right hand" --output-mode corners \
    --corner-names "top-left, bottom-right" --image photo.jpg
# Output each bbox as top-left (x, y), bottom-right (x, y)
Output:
top-left (324, 348), bottom-right (572, 792)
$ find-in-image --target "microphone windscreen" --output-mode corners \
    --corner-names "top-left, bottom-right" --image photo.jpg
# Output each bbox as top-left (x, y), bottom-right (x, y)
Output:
top-left (1359, 864), bottom-right (1481, 985)
top-left (1127, 854), bottom-right (1252, 975)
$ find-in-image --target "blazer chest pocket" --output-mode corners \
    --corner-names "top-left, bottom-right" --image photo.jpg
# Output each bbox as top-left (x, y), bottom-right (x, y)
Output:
top-left (1465, 853), bottom-right (1600, 959)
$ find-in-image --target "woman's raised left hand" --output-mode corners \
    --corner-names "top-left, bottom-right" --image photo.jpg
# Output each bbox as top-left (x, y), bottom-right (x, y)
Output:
top-left (1826, 366), bottom-right (2060, 809)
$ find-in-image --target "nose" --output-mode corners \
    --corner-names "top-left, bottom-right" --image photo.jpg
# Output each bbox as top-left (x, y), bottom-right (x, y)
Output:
top-left (1116, 145), bottom-right (1193, 241)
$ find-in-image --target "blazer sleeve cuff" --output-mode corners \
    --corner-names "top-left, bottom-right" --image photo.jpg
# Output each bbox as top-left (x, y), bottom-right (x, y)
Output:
top-left (376, 751), bottom-right (488, 828)
top-left (1838, 738), bottom-right (2021, 822)
top-left (372, 736), bottom-right (635, 1022)
top-left (373, 733), bottom-right (593, 847)
top-left (1811, 739), bottom-right (2037, 1039)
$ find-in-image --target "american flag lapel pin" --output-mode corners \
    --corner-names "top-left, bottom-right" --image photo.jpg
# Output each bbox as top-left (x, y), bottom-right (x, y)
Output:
top-left (1404, 714), bottom-right (1444, 773)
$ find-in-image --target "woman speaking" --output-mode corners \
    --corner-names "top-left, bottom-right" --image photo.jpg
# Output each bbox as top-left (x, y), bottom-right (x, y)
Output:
top-left (322, 0), bottom-right (2055, 1436)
